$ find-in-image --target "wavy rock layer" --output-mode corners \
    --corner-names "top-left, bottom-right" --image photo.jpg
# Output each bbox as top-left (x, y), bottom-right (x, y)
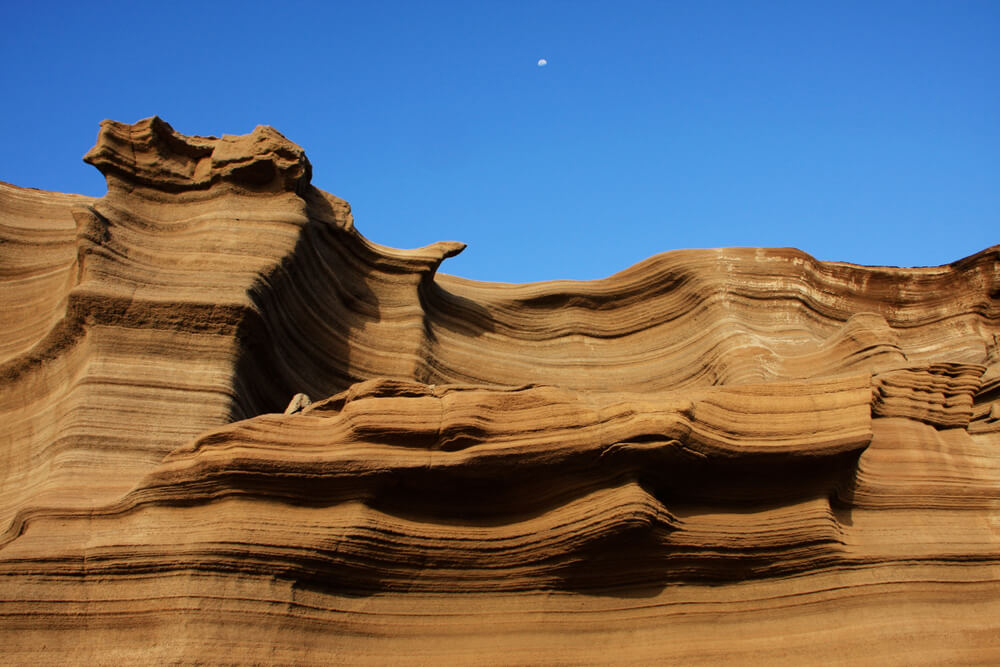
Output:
top-left (1, 118), bottom-right (999, 664)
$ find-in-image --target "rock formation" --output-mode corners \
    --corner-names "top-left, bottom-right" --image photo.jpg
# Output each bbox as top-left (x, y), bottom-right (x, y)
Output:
top-left (1, 117), bottom-right (998, 664)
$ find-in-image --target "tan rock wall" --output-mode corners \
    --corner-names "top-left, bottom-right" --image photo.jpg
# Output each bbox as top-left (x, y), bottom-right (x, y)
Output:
top-left (1, 118), bottom-right (998, 664)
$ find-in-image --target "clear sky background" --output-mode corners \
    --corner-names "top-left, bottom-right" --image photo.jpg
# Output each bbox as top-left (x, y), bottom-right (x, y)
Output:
top-left (1, 1), bottom-right (996, 282)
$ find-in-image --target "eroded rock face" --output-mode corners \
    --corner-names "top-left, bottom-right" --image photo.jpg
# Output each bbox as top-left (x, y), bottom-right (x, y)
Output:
top-left (1, 118), bottom-right (999, 664)
top-left (83, 116), bottom-right (313, 193)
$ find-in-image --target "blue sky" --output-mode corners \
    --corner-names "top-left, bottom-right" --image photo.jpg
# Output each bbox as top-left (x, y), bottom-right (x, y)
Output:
top-left (2, 1), bottom-right (997, 282)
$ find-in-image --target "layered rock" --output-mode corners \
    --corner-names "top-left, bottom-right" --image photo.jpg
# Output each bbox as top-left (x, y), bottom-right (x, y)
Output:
top-left (1, 118), bottom-right (998, 664)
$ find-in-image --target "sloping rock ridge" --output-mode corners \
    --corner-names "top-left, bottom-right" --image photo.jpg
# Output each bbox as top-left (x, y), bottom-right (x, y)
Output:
top-left (1, 118), bottom-right (998, 664)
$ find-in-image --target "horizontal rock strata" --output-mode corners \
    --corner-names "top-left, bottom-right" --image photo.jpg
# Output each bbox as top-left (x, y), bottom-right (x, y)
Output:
top-left (1, 117), bottom-right (998, 664)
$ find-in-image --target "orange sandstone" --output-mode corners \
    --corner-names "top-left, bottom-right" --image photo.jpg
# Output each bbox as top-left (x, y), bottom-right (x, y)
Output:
top-left (1, 118), bottom-right (998, 664)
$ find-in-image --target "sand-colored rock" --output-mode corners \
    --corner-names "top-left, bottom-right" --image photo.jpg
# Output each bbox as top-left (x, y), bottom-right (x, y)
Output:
top-left (1, 118), bottom-right (998, 664)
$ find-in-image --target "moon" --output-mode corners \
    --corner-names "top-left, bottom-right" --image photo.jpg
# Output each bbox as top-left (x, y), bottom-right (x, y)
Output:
top-left (537, 58), bottom-right (548, 66)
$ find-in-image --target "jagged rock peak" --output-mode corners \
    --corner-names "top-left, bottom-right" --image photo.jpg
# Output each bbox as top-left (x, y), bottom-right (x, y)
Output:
top-left (83, 116), bottom-right (312, 193)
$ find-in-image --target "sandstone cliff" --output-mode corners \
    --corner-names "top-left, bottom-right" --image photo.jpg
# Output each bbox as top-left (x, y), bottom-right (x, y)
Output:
top-left (1, 118), bottom-right (998, 664)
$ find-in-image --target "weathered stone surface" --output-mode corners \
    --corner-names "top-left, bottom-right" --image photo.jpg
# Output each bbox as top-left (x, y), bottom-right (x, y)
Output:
top-left (1, 118), bottom-right (998, 664)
